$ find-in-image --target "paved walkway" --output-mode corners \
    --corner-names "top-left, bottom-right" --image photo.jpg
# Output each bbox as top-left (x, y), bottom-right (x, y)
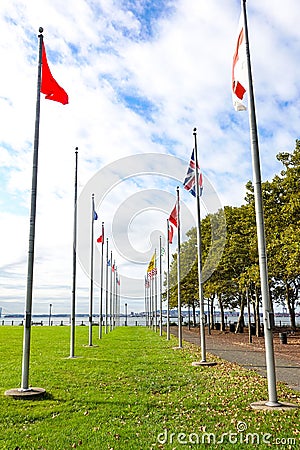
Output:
top-left (169, 327), bottom-right (300, 392)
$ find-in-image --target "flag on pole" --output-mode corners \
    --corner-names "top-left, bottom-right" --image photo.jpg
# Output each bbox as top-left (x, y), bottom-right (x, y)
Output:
top-left (147, 252), bottom-right (157, 278)
top-left (232, 13), bottom-right (247, 111)
top-left (168, 222), bottom-right (174, 244)
top-left (41, 42), bottom-right (68, 105)
top-left (107, 259), bottom-right (111, 266)
top-left (168, 204), bottom-right (178, 244)
top-left (183, 149), bottom-right (203, 197)
top-left (169, 205), bottom-right (177, 228)
top-left (145, 276), bottom-right (150, 288)
top-left (97, 222), bottom-right (104, 243)
top-left (92, 196), bottom-right (98, 220)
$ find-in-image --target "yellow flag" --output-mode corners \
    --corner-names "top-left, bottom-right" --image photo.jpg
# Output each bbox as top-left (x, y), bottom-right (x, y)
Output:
top-left (147, 252), bottom-right (156, 273)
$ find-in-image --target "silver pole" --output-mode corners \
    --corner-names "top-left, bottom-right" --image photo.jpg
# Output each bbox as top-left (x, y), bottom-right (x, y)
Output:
top-left (176, 187), bottom-right (182, 348)
top-left (20, 29), bottom-right (43, 390)
top-left (159, 236), bottom-right (163, 336)
top-left (88, 194), bottom-right (95, 346)
top-left (99, 222), bottom-right (104, 338)
top-left (242, 0), bottom-right (279, 406)
top-left (154, 250), bottom-right (158, 332)
top-left (166, 219), bottom-right (170, 340)
top-left (109, 251), bottom-right (113, 331)
top-left (70, 148), bottom-right (78, 357)
top-left (193, 129), bottom-right (206, 362)
top-left (144, 277), bottom-right (147, 326)
top-left (105, 238), bottom-right (109, 333)
top-left (112, 260), bottom-right (116, 329)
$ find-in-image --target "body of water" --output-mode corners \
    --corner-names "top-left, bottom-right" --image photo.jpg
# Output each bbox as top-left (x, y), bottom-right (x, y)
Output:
top-left (1, 313), bottom-right (299, 327)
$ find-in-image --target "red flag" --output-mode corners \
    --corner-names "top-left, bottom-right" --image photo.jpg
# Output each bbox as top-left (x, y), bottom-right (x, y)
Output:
top-left (169, 205), bottom-right (177, 228)
top-left (232, 13), bottom-right (247, 111)
top-left (97, 235), bottom-right (103, 243)
top-left (168, 224), bottom-right (174, 244)
top-left (41, 42), bottom-right (69, 105)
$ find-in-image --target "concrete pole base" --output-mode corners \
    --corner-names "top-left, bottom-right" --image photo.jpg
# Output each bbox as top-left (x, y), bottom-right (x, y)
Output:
top-left (251, 400), bottom-right (298, 411)
top-left (4, 387), bottom-right (46, 400)
top-left (192, 361), bottom-right (217, 367)
top-left (172, 346), bottom-right (183, 350)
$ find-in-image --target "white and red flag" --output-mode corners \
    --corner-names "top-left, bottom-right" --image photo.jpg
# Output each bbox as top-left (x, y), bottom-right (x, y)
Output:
top-left (168, 204), bottom-right (178, 244)
top-left (232, 13), bottom-right (247, 111)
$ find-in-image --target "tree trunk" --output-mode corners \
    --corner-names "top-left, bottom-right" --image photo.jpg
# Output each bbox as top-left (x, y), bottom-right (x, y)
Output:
top-left (286, 281), bottom-right (296, 330)
top-left (235, 293), bottom-right (245, 333)
top-left (217, 294), bottom-right (225, 331)
top-left (192, 301), bottom-right (197, 327)
top-left (254, 285), bottom-right (261, 337)
top-left (246, 288), bottom-right (252, 344)
top-left (210, 294), bottom-right (215, 330)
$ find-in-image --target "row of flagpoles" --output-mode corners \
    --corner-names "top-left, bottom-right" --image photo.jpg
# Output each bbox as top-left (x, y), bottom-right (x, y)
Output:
top-left (70, 155), bottom-right (122, 358)
top-left (144, 0), bottom-right (281, 407)
top-left (11, 0), bottom-right (282, 407)
top-left (144, 129), bottom-right (205, 354)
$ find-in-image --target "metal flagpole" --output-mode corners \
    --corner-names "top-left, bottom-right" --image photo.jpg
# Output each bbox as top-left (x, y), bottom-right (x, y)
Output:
top-left (242, 0), bottom-right (279, 407)
top-left (112, 260), bottom-right (116, 329)
top-left (166, 219), bottom-right (170, 340)
top-left (192, 130), bottom-right (216, 366)
top-left (18, 28), bottom-right (45, 396)
top-left (176, 187), bottom-right (182, 348)
top-left (150, 272), bottom-right (154, 329)
top-left (99, 222), bottom-right (104, 339)
top-left (115, 267), bottom-right (118, 327)
top-left (154, 249), bottom-right (158, 332)
top-left (193, 128), bottom-right (205, 361)
top-left (159, 236), bottom-right (163, 336)
top-left (105, 238), bottom-right (109, 334)
top-left (88, 194), bottom-right (96, 346)
top-left (70, 148), bottom-right (78, 357)
top-left (144, 276), bottom-right (147, 326)
top-left (146, 276), bottom-right (150, 327)
top-left (110, 251), bottom-right (113, 331)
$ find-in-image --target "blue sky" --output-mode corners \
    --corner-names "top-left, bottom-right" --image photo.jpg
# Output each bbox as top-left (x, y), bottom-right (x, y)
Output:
top-left (0, 0), bottom-right (300, 315)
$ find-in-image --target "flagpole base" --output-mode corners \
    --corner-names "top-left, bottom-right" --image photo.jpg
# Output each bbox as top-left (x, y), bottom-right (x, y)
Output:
top-left (192, 361), bottom-right (217, 367)
top-left (4, 387), bottom-right (46, 400)
top-left (250, 401), bottom-right (298, 411)
top-left (172, 346), bottom-right (183, 350)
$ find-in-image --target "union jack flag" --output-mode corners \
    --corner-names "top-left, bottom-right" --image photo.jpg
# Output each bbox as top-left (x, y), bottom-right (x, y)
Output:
top-left (183, 149), bottom-right (203, 197)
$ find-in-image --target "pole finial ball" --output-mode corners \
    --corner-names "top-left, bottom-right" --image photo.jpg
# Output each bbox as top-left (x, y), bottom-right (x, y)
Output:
top-left (39, 27), bottom-right (44, 33)
top-left (193, 127), bottom-right (197, 133)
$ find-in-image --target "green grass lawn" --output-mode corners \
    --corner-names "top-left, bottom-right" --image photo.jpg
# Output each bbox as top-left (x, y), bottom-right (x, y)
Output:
top-left (0, 325), bottom-right (299, 449)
